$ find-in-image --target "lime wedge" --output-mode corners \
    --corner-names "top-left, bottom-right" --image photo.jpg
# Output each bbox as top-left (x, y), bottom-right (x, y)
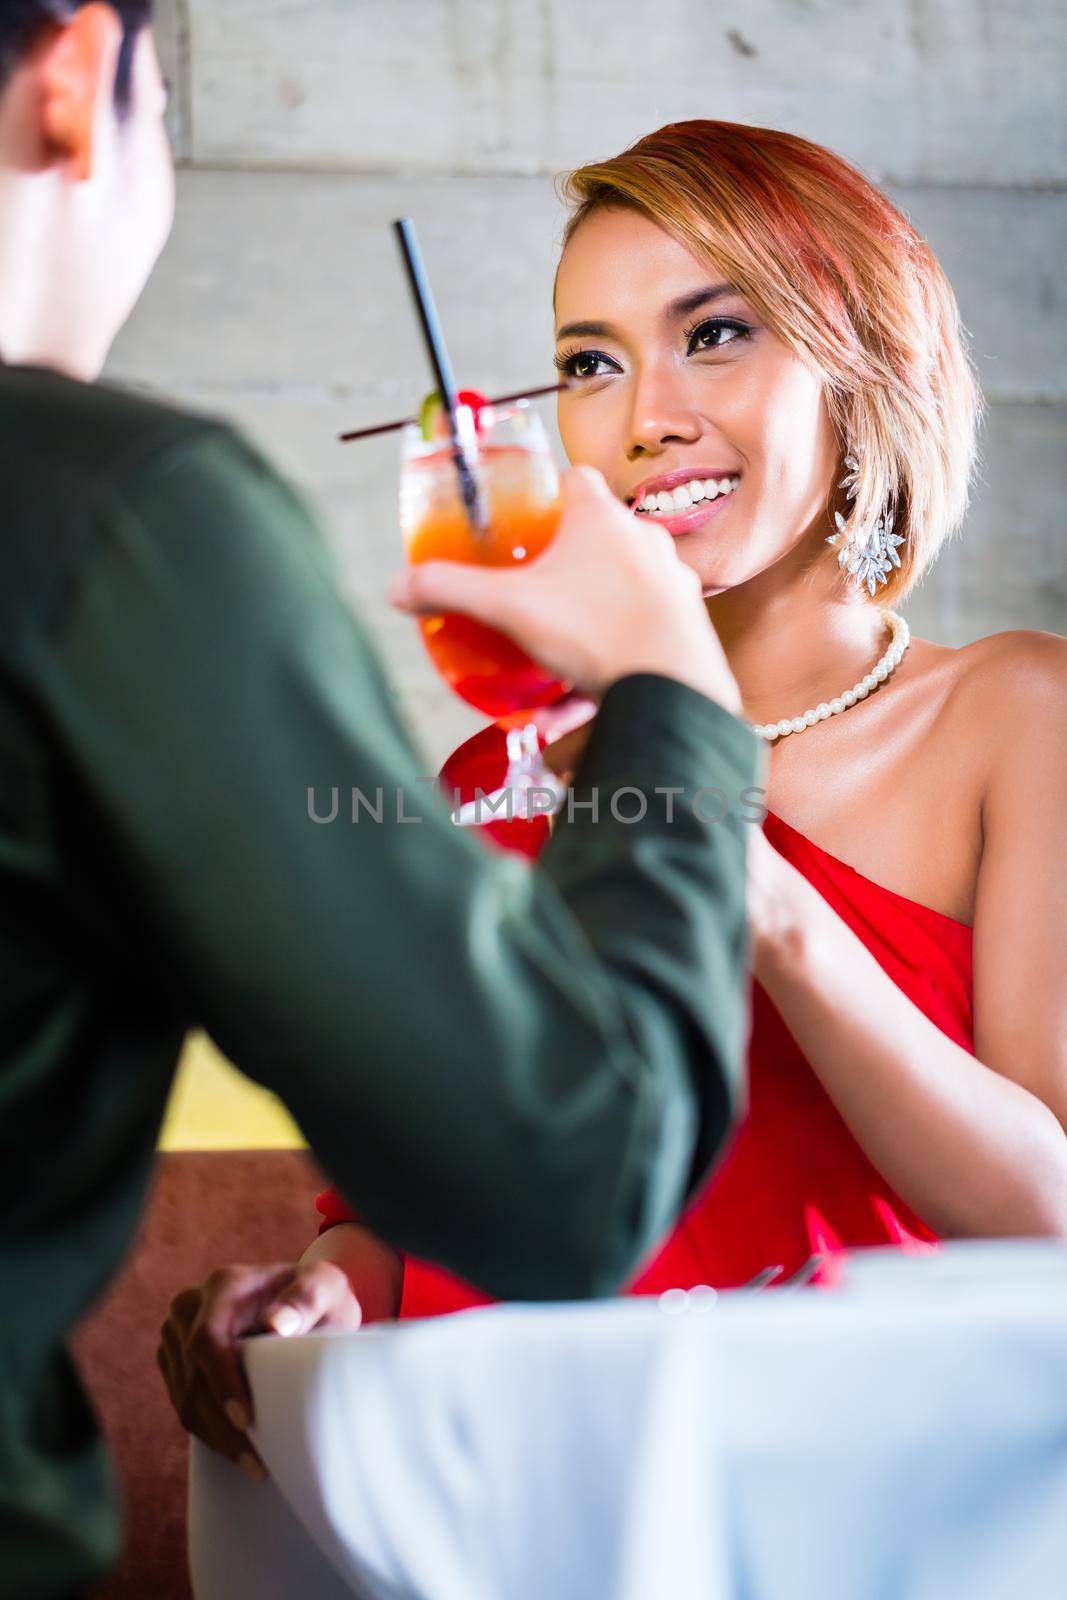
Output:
top-left (417, 389), bottom-right (488, 443)
top-left (418, 391), bottom-right (443, 443)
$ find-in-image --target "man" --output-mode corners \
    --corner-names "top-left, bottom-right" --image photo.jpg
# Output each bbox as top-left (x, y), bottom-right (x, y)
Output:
top-left (0, 4), bottom-right (761, 1594)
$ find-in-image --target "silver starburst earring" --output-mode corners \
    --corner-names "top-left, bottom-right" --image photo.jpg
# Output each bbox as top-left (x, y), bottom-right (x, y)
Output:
top-left (826, 453), bottom-right (906, 599)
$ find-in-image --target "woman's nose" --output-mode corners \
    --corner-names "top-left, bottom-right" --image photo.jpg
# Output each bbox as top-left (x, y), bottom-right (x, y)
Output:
top-left (626, 370), bottom-right (704, 457)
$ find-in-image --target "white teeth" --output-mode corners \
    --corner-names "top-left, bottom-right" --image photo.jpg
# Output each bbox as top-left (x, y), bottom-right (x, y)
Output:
top-left (634, 475), bottom-right (740, 513)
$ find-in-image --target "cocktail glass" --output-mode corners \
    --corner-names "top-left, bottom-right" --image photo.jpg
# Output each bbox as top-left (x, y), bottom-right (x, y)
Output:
top-left (399, 402), bottom-right (571, 825)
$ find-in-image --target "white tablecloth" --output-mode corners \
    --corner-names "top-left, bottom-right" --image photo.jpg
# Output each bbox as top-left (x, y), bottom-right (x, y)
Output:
top-left (189, 1242), bottom-right (1067, 1599)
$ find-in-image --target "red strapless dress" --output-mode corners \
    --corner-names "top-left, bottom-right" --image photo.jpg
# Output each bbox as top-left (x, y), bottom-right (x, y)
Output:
top-left (317, 720), bottom-right (974, 1315)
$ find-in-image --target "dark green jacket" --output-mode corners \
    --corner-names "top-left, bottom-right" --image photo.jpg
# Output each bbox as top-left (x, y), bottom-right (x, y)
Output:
top-left (0, 363), bottom-right (761, 1597)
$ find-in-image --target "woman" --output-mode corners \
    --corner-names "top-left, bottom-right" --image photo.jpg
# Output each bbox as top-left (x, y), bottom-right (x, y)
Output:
top-left (161, 120), bottom-right (1067, 1470)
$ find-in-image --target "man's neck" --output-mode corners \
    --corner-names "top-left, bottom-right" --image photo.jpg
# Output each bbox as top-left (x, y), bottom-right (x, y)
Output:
top-left (0, 174), bottom-right (102, 381)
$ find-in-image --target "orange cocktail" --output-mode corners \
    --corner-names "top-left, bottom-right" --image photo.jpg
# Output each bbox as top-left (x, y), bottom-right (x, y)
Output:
top-left (399, 404), bottom-right (569, 718)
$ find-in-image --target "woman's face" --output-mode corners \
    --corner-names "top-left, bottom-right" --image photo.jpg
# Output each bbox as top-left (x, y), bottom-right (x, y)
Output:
top-left (554, 207), bottom-right (841, 596)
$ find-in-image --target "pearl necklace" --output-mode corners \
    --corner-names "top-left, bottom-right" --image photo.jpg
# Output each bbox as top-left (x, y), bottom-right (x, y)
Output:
top-left (750, 611), bottom-right (910, 742)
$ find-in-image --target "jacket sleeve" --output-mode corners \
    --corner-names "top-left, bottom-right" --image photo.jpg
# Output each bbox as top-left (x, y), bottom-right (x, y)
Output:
top-left (34, 424), bottom-right (764, 1300)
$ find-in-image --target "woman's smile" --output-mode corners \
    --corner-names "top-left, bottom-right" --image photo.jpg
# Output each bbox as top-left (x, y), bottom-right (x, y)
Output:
top-left (626, 466), bottom-right (742, 538)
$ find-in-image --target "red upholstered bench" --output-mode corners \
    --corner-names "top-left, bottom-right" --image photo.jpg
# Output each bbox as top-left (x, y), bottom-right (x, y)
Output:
top-left (75, 1149), bottom-right (325, 1600)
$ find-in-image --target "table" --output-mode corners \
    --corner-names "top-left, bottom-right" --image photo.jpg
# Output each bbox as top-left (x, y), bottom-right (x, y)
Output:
top-left (189, 1241), bottom-right (1067, 1599)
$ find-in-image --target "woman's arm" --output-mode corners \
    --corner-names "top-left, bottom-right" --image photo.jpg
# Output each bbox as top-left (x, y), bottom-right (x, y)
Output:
top-left (748, 634), bottom-right (1067, 1241)
top-left (300, 1222), bottom-right (404, 1323)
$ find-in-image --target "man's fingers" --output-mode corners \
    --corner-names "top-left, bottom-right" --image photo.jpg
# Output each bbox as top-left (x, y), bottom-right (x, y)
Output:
top-left (184, 1377), bottom-right (266, 1476)
top-left (237, 1449), bottom-right (269, 1484)
top-left (183, 1262), bottom-right (297, 1426)
top-left (156, 1333), bottom-right (262, 1472)
top-left (166, 1286), bottom-right (203, 1336)
top-left (189, 1309), bottom-right (256, 1426)
top-left (158, 1262), bottom-right (344, 1481)
top-left (388, 558), bottom-right (509, 622)
top-left (558, 463), bottom-right (615, 513)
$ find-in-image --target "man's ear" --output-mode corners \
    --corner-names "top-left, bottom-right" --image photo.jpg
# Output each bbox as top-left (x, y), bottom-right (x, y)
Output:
top-left (38, 3), bottom-right (124, 182)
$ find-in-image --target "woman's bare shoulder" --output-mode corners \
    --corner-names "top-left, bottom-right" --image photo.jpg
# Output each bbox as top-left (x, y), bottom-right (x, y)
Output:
top-left (949, 628), bottom-right (1067, 709)
top-left (901, 628), bottom-right (1066, 793)
top-left (937, 630), bottom-right (1067, 815)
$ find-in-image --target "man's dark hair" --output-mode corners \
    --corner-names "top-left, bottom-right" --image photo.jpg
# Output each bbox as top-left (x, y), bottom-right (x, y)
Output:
top-left (0, 2), bottom-right (153, 110)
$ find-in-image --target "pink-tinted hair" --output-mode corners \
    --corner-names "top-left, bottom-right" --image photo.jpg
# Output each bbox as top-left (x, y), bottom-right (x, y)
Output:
top-left (561, 120), bottom-right (983, 599)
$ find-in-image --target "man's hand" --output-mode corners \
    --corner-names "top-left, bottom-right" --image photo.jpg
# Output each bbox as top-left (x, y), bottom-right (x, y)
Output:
top-left (389, 466), bottom-right (742, 714)
top-left (157, 1259), bottom-right (363, 1480)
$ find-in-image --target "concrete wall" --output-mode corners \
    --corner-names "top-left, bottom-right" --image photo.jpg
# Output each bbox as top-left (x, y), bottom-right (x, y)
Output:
top-left (111, 0), bottom-right (1067, 771)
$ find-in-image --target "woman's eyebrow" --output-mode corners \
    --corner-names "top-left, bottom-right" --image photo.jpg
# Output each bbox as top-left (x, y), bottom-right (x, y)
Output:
top-left (554, 318), bottom-right (615, 342)
top-left (665, 283), bottom-right (739, 320)
top-left (554, 284), bottom-right (739, 344)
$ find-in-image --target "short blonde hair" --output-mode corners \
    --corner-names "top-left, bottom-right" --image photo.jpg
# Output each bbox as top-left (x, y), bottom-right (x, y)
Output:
top-left (560, 121), bottom-right (983, 601)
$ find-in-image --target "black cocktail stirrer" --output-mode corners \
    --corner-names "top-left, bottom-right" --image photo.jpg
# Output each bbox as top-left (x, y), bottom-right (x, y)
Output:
top-left (393, 217), bottom-right (487, 534)
top-left (338, 381), bottom-right (568, 443)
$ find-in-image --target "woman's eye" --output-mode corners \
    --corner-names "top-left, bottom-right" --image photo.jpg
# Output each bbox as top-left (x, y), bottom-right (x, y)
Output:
top-left (686, 318), bottom-right (750, 355)
top-left (554, 349), bottom-right (619, 381)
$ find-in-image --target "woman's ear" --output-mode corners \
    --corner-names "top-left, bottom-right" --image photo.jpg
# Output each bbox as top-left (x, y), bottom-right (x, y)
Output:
top-left (37, 3), bottom-right (123, 182)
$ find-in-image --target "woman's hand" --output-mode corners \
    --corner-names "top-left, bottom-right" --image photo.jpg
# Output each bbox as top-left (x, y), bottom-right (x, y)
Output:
top-left (530, 693), bottom-right (597, 789)
top-left (157, 1258), bottom-right (363, 1481)
top-left (743, 823), bottom-right (810, 982)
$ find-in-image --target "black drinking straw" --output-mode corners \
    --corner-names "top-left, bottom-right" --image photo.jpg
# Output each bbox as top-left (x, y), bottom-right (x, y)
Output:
top-left (393, 217), bottom-right (487, 533)
top-left (338, 381), bottom-right (568, 443)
